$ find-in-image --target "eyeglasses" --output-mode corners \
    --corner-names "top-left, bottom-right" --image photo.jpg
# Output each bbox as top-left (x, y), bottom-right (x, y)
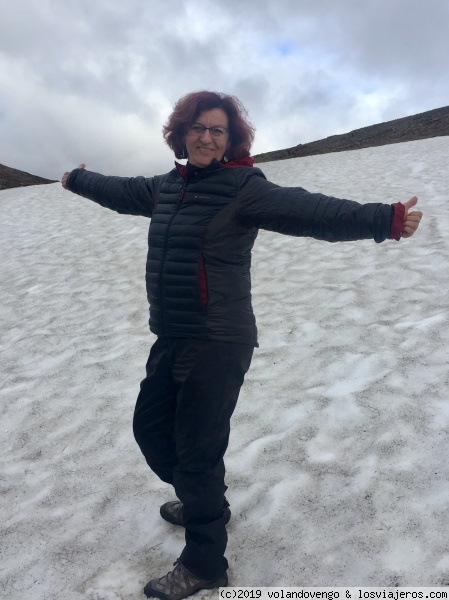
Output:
top-left (189, 123), bottom-right (229, 138)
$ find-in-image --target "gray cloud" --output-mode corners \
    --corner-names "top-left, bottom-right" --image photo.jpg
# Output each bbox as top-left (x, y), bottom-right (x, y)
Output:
top-left (1, 0), bottom-right (448, 179)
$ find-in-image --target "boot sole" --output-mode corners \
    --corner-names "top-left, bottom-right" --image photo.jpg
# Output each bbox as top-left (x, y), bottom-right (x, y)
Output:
top-left (144, 575), bottom-right (228, 600)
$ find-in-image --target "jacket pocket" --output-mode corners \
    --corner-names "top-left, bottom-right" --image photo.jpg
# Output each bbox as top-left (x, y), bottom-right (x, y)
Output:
top-left (199, 255), bottom-right (209, 307)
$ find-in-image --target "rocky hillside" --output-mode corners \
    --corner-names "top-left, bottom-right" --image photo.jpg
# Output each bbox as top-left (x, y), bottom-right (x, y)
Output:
top-left (253, 105), bottom-right (449, 163)
top-left (0, 163), bottom-right (57, 191)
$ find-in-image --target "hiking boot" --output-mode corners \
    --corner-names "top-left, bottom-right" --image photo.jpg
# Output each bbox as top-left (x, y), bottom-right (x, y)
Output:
top-left (144, 559), bottom-right (228, 600)
top-left (160, 500), bottom-right (231, 526)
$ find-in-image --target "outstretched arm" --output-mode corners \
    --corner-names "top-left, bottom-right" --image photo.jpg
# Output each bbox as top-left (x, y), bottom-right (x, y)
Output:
top-left (61, 163), bottom-right (158, 218)
top-left (236, 170), bottom-right (422, 243)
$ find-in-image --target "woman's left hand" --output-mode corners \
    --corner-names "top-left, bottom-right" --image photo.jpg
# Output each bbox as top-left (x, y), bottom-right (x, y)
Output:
top-left (401, 196), bottom-right (423, 238)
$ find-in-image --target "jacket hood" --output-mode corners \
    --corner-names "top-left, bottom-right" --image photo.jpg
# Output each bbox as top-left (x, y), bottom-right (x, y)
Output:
top-left (175, 157), bottom-right (254, 180)
top-left (222, 156), bottom-right (254, 168)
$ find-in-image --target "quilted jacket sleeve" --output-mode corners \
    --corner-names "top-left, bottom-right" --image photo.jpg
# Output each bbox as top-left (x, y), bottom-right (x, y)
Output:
top-left (234, 168), bottom-right (394, 243)
top-left (66, 168), bottom-right (161, 218)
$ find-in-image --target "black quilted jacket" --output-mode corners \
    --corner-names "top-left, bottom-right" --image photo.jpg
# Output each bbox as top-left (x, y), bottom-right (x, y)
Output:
top-left (67, 159), bottom-right (394, 346)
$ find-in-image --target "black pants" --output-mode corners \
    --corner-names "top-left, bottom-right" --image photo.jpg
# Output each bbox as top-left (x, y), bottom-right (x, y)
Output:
top-left (133, 337), bottom-right (254, 579)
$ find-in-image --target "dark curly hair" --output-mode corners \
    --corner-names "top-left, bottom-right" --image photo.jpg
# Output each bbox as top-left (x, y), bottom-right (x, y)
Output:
top-left (163, 91), bottom-right (255, 161)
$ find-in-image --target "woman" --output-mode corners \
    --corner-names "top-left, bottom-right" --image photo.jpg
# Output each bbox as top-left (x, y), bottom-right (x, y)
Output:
top-left (61, 91), bottom-right (422, 600)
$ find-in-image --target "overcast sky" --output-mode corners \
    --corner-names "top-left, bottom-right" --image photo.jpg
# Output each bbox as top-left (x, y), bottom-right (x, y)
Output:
top-left (1, 0), bottom-right (448, 179)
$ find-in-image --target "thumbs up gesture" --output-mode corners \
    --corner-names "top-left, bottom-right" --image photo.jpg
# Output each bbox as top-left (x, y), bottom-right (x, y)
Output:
top-left (61, 163), bottom-right (86, 189)
top-left (401, 196), bottom-right (423, 238)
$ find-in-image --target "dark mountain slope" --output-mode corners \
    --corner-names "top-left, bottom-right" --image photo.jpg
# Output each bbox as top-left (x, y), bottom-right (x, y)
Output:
top-left (0, 163), bottom-right (57, 191)
top-left (253, 106), bottom-right (449, 163)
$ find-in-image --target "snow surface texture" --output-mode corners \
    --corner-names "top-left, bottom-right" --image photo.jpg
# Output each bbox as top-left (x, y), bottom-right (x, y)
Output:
top-left (1, 137), bottom-right (448, 599)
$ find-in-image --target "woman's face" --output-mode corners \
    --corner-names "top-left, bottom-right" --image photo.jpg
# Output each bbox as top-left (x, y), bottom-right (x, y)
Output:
top-left (184, 108), bottom-right (230, 168)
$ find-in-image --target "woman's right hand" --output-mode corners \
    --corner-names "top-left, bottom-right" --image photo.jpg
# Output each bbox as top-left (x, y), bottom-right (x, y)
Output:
top-left (61, 163), bottom-right (86, 189)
